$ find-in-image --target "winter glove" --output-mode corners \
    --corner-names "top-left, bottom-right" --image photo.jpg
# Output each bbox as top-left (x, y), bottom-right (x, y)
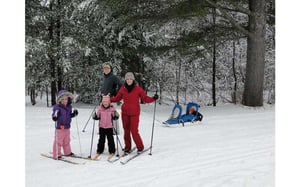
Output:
top-left (52, 110), bottom-right (59, 121)
top-left (112, 111), bottom-right (119, 120)
top-left (153, 94), bottom-right (159, 100)
top-left (71, 109), bottom-right (78, 117)
top-left (52, 116), bottom-right (58, 121)
top-left (73, 109), bottom-right (78, 116)
top-left (92, 112), bottom-right (100, 120)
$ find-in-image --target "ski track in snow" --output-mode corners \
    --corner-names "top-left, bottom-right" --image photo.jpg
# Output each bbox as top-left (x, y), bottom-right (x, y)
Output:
top-left (26, 101), bottom-right (274, 187)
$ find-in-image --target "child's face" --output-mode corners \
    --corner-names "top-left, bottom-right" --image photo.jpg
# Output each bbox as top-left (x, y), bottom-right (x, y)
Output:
top-left (60, 97), bottom-right (68, 106)
top-left (102, 101), bottom-right (110, 107)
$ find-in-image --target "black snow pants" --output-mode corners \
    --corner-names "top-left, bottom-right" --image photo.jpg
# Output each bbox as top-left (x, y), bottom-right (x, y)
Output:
top-left (97, 127), bottom-right (116, 154)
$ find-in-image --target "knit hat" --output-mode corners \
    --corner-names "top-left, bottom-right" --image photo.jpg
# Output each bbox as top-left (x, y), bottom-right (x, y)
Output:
top-left (102, 95), bottom-right (110, 104)
top-left (125, 72), bottom-right (135, 80)
top-left (57, 90), bottom-right (74, 103)
top-left (103, 63), bottom-right (112, 69)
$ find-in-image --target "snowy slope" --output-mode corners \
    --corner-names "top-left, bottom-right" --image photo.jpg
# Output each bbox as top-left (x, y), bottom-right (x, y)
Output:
top-left (25, 100), bottom-right (274, 187)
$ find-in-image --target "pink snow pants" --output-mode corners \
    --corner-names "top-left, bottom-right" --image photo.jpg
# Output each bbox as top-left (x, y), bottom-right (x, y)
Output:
top-left (52, 129), bottom-right (72, 159)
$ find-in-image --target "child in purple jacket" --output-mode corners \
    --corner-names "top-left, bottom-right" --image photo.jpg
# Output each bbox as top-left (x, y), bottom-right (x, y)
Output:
top-left (52, 90), bottom-right (78, 160)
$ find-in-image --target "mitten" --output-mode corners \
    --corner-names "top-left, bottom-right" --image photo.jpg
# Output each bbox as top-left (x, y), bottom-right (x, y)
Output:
top-left (92, 112), bottom-right (100, 120)
top-left (112, 111), bottom-right (119, 120)
top-left (52, 110), bottom-right (59, 121)
top-left (73, 109), bottom-right (78, 116)
top-left (153, 94), bottom-right (159, 100)
top-left (52, 116), bottom-right (58, 121)
top-left (71, 109), bottom-right (78, 117)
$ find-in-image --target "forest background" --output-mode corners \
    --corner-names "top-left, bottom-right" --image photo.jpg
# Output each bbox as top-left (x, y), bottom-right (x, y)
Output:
top-left (0, 1), bottom-right (299, 187)
top-left (25, 0), bottom-right (275, 107)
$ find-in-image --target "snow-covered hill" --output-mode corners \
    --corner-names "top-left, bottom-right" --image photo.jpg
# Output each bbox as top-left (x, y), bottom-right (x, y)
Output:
top-left (25, 101), bottom-right (274, 187)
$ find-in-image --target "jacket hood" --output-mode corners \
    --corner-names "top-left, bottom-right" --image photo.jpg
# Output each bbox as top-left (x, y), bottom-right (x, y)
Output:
top-left (57, 90), bottom-right (74, 103)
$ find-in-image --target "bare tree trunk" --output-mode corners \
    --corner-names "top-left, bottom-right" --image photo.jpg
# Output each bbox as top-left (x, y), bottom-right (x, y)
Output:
top-left (159, 62), bottom-right (167, 105)
top-left (176, 60), bottom-right (181, 104)
top-left (48, 0), bottom-right (63, 106)
top-left (56, 0), bottom-right (63, 91)
top-left (49, 0), bottom-right (57, 106)
top-left (57, 66), bottom-right (63, 91)
top-left (232, 41), bottom-right (237, 104)
top-left (242, 0), bottom-right (266, 106)
top-left (212, 4), bottom-right (217, 106)
top-left (158, 82), bottom-right (162, 105)
top-left (30, 88), bottom-right (36, 105)
top-left (46, 86), bottom-right (49, 107)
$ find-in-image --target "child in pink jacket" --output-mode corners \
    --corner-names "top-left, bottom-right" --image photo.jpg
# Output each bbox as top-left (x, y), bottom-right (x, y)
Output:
top-left (92, 95), bottom-right (119, 157)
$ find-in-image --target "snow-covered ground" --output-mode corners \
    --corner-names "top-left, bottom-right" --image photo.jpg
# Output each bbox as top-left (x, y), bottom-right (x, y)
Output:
top-left (25, 98), bottom-right (274, 187)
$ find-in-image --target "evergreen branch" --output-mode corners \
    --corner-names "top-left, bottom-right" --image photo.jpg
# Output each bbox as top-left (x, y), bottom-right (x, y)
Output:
top-left (205, 0), bottom-right (252, 38)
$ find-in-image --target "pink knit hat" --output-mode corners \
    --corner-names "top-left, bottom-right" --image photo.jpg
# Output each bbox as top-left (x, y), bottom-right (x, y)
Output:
top-left (102, 95), bottom-right (110, 103)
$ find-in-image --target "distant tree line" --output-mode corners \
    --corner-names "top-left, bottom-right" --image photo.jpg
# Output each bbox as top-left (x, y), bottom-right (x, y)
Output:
top-left (25, 0), bottom-right (275, 107)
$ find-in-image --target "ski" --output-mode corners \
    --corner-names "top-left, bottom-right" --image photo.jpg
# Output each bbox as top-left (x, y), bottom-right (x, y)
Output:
top-left (108, 147), bottom-right (137, 163)
top-left (70, 154), bottom-right (97, 161)
top-left (107, 156), bottom-right (121, 163)
top-left (107, 153), bottom-right (123, 163)
top-left (91, 154), bottom-right (101, 160)
top-left (49, 152), bottom-right (95, 161)
top-left (107, 154), bottom-right (115, 162)
top-left (71, 153), bottom-right (108, 161)
top-left (71, 153), bottom-right (114, 161)
top-left (41, 153), bottom-right (85, 165)
top-left (120, 147), bottom-right (151, 165)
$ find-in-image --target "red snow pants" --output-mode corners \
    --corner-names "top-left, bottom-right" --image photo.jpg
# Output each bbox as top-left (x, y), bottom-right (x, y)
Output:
top-left (121, 114), bottom-right (144, 151)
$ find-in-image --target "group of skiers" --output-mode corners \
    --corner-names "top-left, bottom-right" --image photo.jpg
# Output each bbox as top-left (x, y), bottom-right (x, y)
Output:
top-left (51, 63), bottom-right (159, 160)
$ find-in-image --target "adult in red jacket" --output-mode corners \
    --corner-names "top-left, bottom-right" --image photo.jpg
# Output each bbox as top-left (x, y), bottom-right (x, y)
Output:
top-left (110, 72), bottom-right (158, 153)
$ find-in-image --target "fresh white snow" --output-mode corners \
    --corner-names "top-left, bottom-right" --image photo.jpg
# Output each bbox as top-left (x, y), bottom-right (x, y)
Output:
top-left (25, 98), bottom-right (274, 187)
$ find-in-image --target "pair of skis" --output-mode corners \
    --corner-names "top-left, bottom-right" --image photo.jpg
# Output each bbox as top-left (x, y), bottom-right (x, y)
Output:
top-left (90, 153), bottom-right (114, 161)
top-left (107, 147), bottom-right (137, 163)
top-left (120, 147), bottom-right (151, 165)
top-left (40, 153), bottom-right (86, 165)
top-left (41, 146), bottom-right (151, 165)
top-left (85, 147), bottom-right (137, 162)
top-left (40, 152), bottom-right (104, 164)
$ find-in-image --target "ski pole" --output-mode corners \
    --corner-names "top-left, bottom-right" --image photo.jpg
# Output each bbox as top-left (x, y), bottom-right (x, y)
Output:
top-left (88, 119), bottom-right (96, 158)
top-left (82, 94), bottom-right (103, 132)
top-left (75, 113), bottom-right (82, 155)
top-left (55, 121), bottom-right (59, 160)
top-left (81, 105), bottom-right (97, 132)
top-left (149, 90), bottom-right (158, 155)
top-left (115, 128), bottom-right (119, 157)
top-left (53, 110), bottom-right (59, 159)
top-left (110, 118), bottom-right (120, 156)
top-left (113, 123), bottom-right (124, 152)
top-left (113, 126), bottom-right (120, 157)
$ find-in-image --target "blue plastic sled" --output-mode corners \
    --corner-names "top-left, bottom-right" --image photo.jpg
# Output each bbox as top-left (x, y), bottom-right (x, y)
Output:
top-left (163, 102), bottom-right (203, 126)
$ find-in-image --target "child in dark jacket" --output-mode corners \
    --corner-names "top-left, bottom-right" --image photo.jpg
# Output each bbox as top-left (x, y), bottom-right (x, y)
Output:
top-left (51, 90), bottom-right (78, 160)
top-left (92, 95), bottom-right (119, 159)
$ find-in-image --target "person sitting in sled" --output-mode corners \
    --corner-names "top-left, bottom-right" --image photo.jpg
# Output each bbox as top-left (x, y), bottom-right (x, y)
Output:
top-left (92, 95), bottom-right (119, 158)
top-left (189, 106), bottom-right (197, 115)
top-left (51, 90), bottom-right (78, 160)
